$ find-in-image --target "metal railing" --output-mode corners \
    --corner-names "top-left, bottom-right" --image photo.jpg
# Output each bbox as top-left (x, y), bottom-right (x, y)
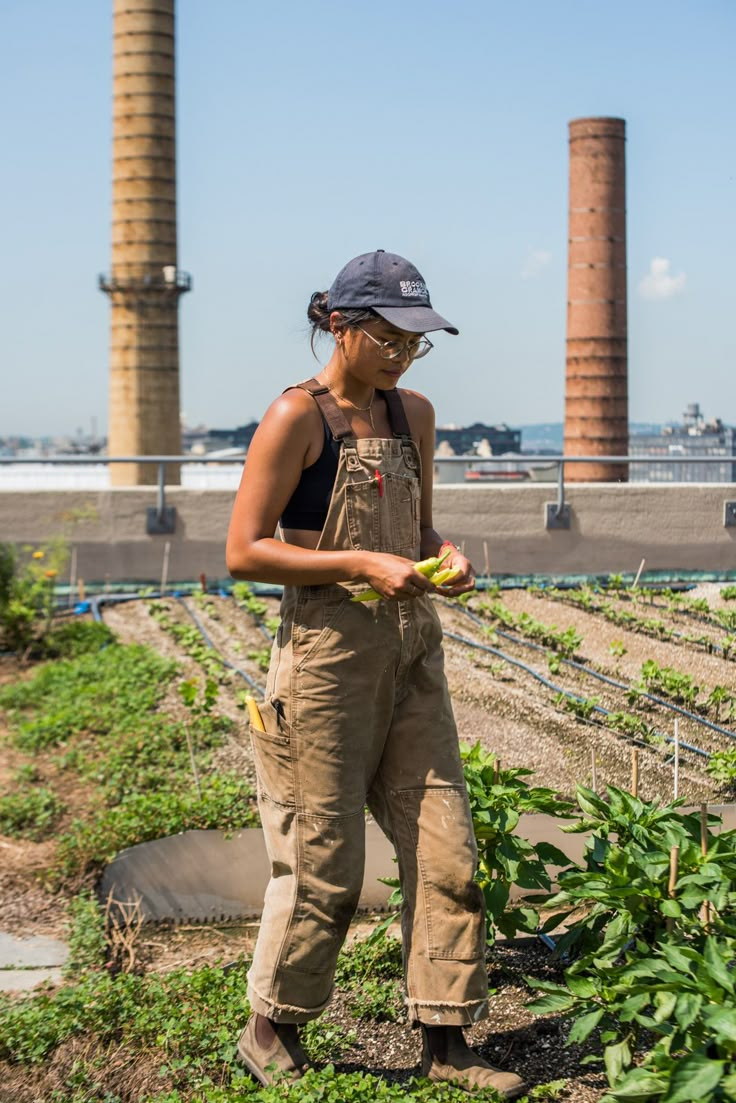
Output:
top-left (2, 453), bottom-right (735, 533)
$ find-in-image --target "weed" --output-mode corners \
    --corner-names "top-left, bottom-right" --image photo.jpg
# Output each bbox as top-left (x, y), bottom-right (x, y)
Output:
top-left (64, 892), bottom-right (108, 977)
top-left (608, 640), bottom-right (626, 658)
top-left (0, 644), bottom-right (177, 752)
top-left (43, 620), bottom-right (116, 658)
top-left (721, 585), bottom-right (736, 601)
top-left (346, 977), bottom-right (403, 1021)
top-left (53, 772), bottom-right (257, 884)
top-left (301, 1020), bottom-right (358, 1061)
top-left (0, 785), bottom-right (65, 840)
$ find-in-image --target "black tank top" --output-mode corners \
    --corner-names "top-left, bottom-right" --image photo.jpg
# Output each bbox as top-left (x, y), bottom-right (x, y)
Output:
top-left (280, 417), bottom-right (341, 531)
top-left (280, 387), bottom-right (410, 532)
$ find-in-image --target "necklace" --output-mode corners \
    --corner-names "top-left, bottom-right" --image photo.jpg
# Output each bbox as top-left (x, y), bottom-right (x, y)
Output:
top-left (325, 369), bottom-right (376, 431)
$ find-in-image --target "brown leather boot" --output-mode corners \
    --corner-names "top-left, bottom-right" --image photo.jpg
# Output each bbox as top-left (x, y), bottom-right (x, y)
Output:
top-left (237, 1014), bottom-right (308, 1085)
top-left (421, 1025), bottom-right (527, 1099)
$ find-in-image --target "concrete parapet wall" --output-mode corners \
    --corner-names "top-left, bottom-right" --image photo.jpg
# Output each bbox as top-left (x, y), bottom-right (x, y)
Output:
top-left (1, 483), bottom-right (735, 583)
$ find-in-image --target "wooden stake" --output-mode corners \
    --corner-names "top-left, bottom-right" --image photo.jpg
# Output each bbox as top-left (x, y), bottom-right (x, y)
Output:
top-left (493, 759), bottom-right (500, 785)
top-left (632, 557), bottom-right (646, 589)
top-left (673, 720), bottom-right (680, 800)
top-left (160, 541), bottom-right (171, 597)
top-left (199, 572), bottom-right (207, 593)
top-left (460, 540), bottom-right (466, 557)
top-left (483, 540), bottom-right (490, 580)
top-left (666, 844), bottom-right (680, 934)
top-left (700, 804), bottom-right (711, 928)
top-left (68, 546), bottom-right (77, 609)
top-left (591, 750), bottom-right (598, 794)
top-left (631, 748), bottom-right (639, 797)
top-left (78, 578), bottom-right (86, 602)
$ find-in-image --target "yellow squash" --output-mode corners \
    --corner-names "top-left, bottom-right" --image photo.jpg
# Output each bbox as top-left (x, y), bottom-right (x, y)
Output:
top-left (351, 548), bottom-right (453, 602)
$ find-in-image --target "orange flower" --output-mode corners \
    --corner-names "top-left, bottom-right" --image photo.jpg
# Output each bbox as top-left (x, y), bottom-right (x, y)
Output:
top-left (44, 569), bottom-right (58, 579)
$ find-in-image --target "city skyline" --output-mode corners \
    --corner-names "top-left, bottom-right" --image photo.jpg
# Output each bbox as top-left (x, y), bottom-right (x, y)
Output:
top-left (2, 0), bottom-right (734, 437)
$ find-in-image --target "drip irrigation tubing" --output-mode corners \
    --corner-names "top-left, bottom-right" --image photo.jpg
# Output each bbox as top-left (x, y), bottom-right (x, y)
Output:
top-left (442, 629), bottom-right (710, 762)
top-left (535, 592), bottom-right (733, 657)
top-left (85, 591), bottom-right (266, 698)
top-left (454, 604), bottom-right (736, 746)
top-left (598, 590), bottom-right (736, 634)
top-left (173, 597), bottom-right (265, 697)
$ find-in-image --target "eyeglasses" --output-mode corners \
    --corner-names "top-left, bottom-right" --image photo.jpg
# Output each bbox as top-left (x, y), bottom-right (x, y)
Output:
top-left (356, 326), bottom-right (434, 361)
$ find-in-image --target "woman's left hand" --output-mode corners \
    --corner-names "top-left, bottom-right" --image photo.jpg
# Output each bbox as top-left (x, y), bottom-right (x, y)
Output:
top-left (433, 545), bottom-right (476, 596)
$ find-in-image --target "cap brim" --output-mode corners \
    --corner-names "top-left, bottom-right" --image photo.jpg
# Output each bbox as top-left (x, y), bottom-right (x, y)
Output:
top-left (372, 305), bottom-right (459, 335)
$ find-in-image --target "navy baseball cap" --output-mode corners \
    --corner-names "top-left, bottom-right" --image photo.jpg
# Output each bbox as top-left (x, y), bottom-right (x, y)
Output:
top-left (327, 250), bottom-right (459, 335)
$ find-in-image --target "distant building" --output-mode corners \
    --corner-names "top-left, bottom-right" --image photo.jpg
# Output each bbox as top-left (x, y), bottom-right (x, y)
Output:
top-left (630, 404), bottom-right (736, 482)
top-left (186, 422), bottom-right (259, 454)
top-left (435, 423), bottom-right (521, 456)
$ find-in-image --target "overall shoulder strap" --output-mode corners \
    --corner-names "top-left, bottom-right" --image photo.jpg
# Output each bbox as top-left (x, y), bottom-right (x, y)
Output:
top-left (289, 378), bottom-right (354, 441)
top-left (380, 387), bottom-right (413, 439)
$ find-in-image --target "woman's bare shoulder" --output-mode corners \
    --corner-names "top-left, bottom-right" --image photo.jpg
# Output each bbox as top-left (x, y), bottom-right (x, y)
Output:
top-left (397, 387), bottom-right (435, 423)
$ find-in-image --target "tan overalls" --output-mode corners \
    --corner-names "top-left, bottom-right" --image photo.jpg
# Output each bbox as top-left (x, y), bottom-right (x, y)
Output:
top-left (247, 380), bottom-right (488, 1026)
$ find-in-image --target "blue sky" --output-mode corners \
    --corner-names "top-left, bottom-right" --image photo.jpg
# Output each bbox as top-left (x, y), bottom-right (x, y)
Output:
top-left (2, 0), bottom-right (734, 438)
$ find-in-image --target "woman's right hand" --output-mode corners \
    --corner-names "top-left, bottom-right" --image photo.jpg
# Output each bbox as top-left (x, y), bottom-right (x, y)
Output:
top-left (359, 552), bottom-right (436, 601)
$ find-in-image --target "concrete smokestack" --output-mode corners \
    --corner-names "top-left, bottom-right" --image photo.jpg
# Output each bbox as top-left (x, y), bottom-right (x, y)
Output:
top-left (100, 0), bottom-right (190, 486)
top-left (564, 117), bottom-right (628, 482)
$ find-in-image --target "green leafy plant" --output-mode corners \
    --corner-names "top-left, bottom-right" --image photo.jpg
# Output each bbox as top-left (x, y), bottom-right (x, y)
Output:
top-left (528, 788), bottom-right (736, 1101)
top-left (707, 747), bottom-right (736, 786)
top-left (0, 540), bottom-right (69, 656)
top-left (0, 785), bottom-right (65, 840)
top-left (721, 585), bottom-right (736, 602)
top-left (609, 639), bottom-right (627, 658)
top-left (553, 692), bottom-right (601, 723)
top-left (639, 658), bottom-right (700, 710)
top-left (42, 619), bottom-right (116, 658)
top-left (148, 601), bottom-right (230, 683)
top-left (63, 892), bottom-right (108, 977)
top-left (248, 647), bottom-right (271, 672)
top-left (54, 772), bottom-right (257, 885)
top-left (477, 598), bottom-right (583, 657)
top-left (461, 741), bottom-right (575, 942)
top-left (334, 930), bottom-right (404, 1020)
top-left (0, 643), bottom-right (178, 752)
top-left (232, 581), bottom-right (268, 618)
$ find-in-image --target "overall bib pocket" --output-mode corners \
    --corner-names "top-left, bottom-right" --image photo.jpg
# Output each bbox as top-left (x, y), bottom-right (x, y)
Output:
top-left (345, 472), bottom-right (420, 553)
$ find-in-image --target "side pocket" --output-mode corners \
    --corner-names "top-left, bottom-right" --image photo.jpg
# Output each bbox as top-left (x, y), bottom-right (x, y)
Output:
top-left (250, 697), bottom-right (295, 808)
top-left (293, 598), bottom-right (348, 672)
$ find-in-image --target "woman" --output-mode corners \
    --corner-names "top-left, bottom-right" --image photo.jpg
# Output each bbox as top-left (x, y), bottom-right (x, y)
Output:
top-left (226, 250), bottom-right (526, 1098)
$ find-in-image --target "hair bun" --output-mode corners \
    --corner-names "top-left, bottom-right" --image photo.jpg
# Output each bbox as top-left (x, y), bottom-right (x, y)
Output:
top-left (307, 290), bottom-right (331, 331)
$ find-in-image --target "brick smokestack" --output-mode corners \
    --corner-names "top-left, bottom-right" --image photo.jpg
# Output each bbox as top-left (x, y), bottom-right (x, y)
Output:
top-left (101, 0), bottom-right (190, 486)
top-left (564, 117), bottom-right (628, 482)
